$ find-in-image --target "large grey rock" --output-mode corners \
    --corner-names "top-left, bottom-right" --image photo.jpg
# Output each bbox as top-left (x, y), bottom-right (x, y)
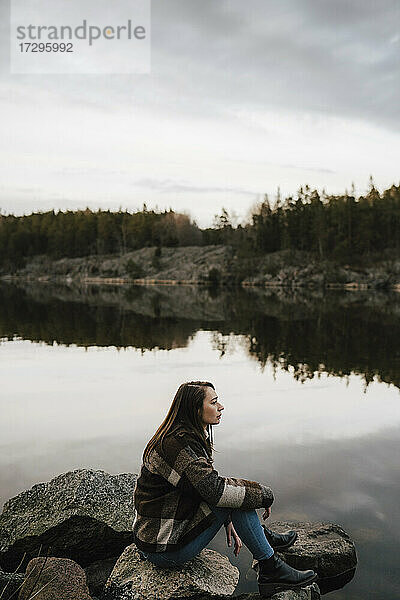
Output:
top-left (268, 589), bottom-right (320, 600)
top-left (271, 521), bottom-right (357, 579)
top-left (18, 557), bottom-right (92, 600)
top-left (0, 469), bottom-right (137, 572)
top-left (192, 586), bottom-right (320, 600)
top-left (104, 543), bottom-right (239, 599)
top-left (221, 588), bottom-right (320, 600)
top-left (231, 587), bottom-right (320, 599)
top-left (84, 556), bottom-right (119, 598)
top-left (0, 567), bottom-right (25, 599)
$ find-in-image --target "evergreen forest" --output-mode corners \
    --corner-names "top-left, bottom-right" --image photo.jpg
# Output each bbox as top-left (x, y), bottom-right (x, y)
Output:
top-left (1, 181), bottom-right (399, 270)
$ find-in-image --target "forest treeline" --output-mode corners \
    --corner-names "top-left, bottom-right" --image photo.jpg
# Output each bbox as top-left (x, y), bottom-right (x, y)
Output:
top-left (1, 181), bottom-right (399, 270)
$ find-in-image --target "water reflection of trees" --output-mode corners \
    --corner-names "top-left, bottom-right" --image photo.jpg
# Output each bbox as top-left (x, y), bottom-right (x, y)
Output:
top-left (214, 289), bottom-right (400, 389)
top-left (213, 308), bottom-right (400, 390)
top-left (1, 282), bottom-right (399, 390)
top-left (0, 283), bottom-right (197, 351)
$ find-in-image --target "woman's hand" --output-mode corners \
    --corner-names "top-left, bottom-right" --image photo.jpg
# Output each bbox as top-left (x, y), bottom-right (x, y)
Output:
top-left (262, 507), bottom-right (271, 520)
top-left (225, 522), bottom-right (242, 557)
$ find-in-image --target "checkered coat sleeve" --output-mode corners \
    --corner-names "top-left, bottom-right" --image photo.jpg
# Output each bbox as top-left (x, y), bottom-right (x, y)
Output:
top-left (132, 429), bottom-right (274, 553)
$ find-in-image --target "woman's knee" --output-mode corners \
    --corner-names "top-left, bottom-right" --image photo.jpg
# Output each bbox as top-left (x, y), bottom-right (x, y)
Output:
top-left (231, 507), bottom-right (257, 517)
top-left (230, 508), bottom-right (259, 525)
top-left (211, 506), bottom-right (232, 523)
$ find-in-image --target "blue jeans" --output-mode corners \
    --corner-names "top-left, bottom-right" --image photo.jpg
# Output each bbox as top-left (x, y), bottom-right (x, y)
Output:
top-left (143, 507), bottom-right (274, 568)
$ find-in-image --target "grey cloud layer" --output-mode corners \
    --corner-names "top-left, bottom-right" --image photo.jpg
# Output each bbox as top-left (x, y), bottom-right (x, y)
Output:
top-left (152, 0), bottom-right (400, 128)
top-left (1, 1), bottom-right (398, 128)
top-left (134, 177), bottom-right (256, 196)
top-left (0, 0), bottom-right (399, 219)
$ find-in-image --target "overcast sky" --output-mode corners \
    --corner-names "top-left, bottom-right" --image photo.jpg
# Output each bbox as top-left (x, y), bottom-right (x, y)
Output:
top-left (1, 0), bottom-right (399, 226)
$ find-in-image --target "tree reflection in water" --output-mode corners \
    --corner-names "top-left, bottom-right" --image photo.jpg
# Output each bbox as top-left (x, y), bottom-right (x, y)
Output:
top-left (1, 281), bottom-right (399, 389)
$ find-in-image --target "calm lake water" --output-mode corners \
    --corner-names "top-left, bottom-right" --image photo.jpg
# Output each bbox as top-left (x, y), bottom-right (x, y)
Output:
top-left (1, 281), bottom-right (400, 598)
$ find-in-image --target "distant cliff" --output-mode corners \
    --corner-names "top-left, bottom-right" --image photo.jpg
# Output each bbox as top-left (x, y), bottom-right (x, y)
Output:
top-left (2, 245), bottom-right (400, 290)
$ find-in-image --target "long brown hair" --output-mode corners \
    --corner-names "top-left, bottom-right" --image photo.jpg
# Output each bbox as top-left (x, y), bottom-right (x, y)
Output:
top-left (143, 381), bottom-right (215, 463)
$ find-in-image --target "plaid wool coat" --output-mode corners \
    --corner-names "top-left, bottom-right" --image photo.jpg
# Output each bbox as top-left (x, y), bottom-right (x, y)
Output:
top-left (132, 427), bottom-right (274, 553)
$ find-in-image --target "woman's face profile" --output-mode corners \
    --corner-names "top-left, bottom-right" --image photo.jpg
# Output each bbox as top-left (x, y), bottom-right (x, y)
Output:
top-left (201, 386), bottom-right (224, 428)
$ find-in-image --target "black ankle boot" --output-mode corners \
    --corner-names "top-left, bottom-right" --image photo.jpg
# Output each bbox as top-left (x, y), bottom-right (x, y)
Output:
top-left (263, 524), bottom-right (298, 550)
top-left (258, 553), bottom-right (317, 597)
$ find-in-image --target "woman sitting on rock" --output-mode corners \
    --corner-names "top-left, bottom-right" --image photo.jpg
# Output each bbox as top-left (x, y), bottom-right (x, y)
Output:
top-left (133, 381), bottom-right (317, 597)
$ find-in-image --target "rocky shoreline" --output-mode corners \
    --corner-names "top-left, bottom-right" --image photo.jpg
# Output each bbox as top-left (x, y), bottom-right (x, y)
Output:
top-left (2, 246), bottom-right (400, 290)
top-left (0, 469), bottom-right (357, 600)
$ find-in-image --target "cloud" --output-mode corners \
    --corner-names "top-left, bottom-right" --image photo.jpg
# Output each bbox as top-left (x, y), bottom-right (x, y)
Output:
top-left (0, 1), bottom-right (399, 220)
top-left (2, 1), bottom-right (399, 126)
top-left (133, 177), bottom-right (257, 196)
top-left (149, 0), bottom-right (400, 129)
